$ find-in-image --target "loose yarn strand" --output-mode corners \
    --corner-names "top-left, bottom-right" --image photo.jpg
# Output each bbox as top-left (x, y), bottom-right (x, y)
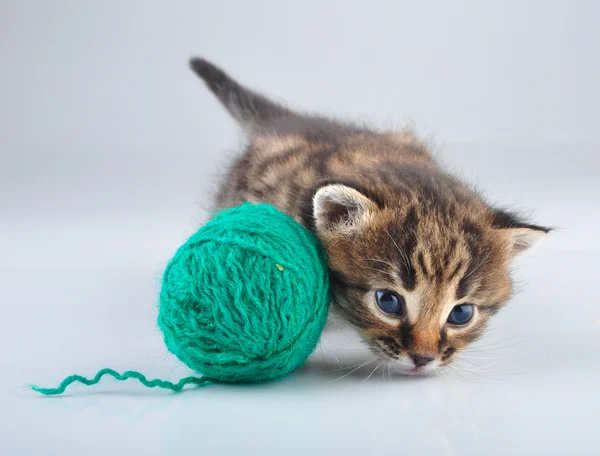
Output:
top-left (31, 368), bottom-right (209, 396)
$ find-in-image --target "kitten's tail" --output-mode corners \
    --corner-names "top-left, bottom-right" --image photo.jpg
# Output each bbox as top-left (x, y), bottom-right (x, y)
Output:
top-left (189, 57), bottom-right (292, 132)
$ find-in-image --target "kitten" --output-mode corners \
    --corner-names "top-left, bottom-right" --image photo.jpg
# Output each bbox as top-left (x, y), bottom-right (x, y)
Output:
top-left (189, 57), bottom-right (550, 376)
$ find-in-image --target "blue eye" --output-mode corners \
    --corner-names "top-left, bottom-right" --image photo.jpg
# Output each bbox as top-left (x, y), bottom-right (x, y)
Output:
top-left (447, 304), bottom-right (474, 325)
top-left (376, 290), bottom-right (405, 315)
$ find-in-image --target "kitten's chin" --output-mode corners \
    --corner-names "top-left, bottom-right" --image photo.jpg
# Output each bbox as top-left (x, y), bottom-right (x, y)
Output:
top-left (389, 355), bottom-right (440, 377)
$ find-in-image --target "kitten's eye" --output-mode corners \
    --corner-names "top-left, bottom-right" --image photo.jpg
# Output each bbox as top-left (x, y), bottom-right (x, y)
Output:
top-left (447, 304), bottom-right (474, 325)
top-left (375, 290), bottom-right (405, 315)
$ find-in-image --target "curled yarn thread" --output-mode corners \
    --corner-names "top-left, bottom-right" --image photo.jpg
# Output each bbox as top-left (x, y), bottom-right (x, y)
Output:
top-left (32, 203), bottom-right (329, 394)
top-left (31, 369), bottom-right (208, 395)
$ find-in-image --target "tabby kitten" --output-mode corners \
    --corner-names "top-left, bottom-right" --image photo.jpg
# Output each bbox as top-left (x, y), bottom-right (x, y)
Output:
top-left (190, 57), bottom-right (549, 375)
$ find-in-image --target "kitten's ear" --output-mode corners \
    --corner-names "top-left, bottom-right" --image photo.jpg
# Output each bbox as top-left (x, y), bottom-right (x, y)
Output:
top-left (506, 228), bottom-right (548, 255)
top-left (313, 184), bottom-right (379, 236)
top-left (491, 209), bottom-right (551, 256)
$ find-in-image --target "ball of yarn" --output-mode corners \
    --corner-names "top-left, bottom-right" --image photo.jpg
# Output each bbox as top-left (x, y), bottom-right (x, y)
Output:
top-left (158, 203), bottom-right (330, 383)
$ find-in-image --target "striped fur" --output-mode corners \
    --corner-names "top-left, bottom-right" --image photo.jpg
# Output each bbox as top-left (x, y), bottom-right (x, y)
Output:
top-left (190, 57), bottom-right (550, 373)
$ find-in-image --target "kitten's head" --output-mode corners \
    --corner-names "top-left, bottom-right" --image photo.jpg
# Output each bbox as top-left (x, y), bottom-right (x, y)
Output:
top-left (312, 171), bottom-right (549, 375)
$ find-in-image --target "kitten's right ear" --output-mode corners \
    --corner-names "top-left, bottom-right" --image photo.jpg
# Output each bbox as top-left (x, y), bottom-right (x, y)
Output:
top-left (189, 57), bottom-right (291, 133)
top-left (313, 184), bottom-right (379, 236)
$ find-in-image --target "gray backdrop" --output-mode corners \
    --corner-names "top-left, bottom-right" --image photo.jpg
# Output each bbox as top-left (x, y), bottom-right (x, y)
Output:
top-left (1, 1), bottom-right (599, 455)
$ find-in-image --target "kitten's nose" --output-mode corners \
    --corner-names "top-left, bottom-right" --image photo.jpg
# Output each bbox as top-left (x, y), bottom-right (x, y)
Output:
top-left (410, 354), bottom-right (435, 367)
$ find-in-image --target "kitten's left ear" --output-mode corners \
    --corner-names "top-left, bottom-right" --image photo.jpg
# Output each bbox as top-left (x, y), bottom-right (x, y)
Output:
top-left (491, 209), bottom-right (551, 256)
top-left (505, 227), bottom-right (548, 255)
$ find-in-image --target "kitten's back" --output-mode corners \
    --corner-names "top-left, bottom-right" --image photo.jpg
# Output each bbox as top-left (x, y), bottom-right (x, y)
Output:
top-left (189, 57), bottom-right (439, 224)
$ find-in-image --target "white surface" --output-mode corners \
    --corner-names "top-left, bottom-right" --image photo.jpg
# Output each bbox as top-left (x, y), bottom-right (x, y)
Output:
top-left (2, 252), bottom-right (600, 455)
top-left (2, 1), bottom-right (600, 455)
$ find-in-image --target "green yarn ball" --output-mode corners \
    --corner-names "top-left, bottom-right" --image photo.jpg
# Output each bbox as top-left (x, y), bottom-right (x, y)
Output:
top-left (158, 203), bottom-right (330, 383)
top-left (30, 203), bottom-right (329, 396)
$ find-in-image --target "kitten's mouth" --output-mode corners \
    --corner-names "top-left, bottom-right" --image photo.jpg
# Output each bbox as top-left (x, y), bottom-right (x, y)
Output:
top-left (387, 354), bottom-right (439, 376)
top-left (402, 365), bottom-right (437, 376)
top-left (404, 366), bottom-right (427, 376)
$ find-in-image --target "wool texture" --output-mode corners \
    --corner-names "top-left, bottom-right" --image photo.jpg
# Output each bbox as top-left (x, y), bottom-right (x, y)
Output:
top-left (159, 202), bottom-right (330, 383)
top-left (32, 203), bottom-right (330, 395)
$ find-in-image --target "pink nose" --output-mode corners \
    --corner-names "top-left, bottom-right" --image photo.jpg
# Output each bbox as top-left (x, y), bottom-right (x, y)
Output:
top-left (410, 354), bottom-right (434, 367)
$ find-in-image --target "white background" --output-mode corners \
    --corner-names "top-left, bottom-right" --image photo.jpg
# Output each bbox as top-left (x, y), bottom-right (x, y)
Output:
top-left (1, 1), bottom-right (599, 455)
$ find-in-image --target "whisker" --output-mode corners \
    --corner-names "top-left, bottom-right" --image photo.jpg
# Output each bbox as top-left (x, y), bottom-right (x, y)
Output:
top-left (318, 340), bottom-right (330, 370)
top-left (455, 357), bottom-right (503, 369)
top-left (452, 362), bottom-right (509, 381)
top-left (330, 352), bottom-right (344, 368)
top-left (361, 359), bottom-right (385, 384)
top-left (325, 311), bottom-right (363, 338)
top-left (472, 271), bottom-right (497, 283)
top-left (328, 357), bottom-right (377, 383)
top-left (328, 238), bottom-right (342, 250)
top-left (456, 356), bottom-right (526, 376)
top-left (384, 227), bottom-right (411, 272)
top-left (310, 358), bottom-right (373, 374)
top-left (365, 258), bottom-right (400, 271)
top-left (456, 357), bottom-right (478, 367)
top-left (453, 360), bottom-right (506, 374)
top-left (445, 364), bottom-right (479, 383)
top-left (438, 365), bottom-right (450, 380)
top-left (459, 352), bottom-right (513, 360)
top-left (362, 265), bottom-right (398, 280)
top-left (462, 341), bottom-right (526, 353)
top-left (327, 346), bottom-right (371, 351)
top-left (440, 365), bottom-right (452, 381)
top-left (463, 249), bottom-right (492, 280)
top-left (467, 334), bottom-right (522, 349)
